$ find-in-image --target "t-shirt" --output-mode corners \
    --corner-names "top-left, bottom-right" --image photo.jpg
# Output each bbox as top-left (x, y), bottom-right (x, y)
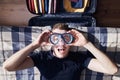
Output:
top-left (30, 50), bottom-right (91, 80)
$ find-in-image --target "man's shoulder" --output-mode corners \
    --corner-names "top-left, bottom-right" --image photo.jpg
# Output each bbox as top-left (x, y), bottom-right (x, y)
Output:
top-left (30, 50), bottom-right (52, 59)
top-left (69, 51), bottom-right (90, 62)
top-left (69, 51), bottom-right (87, 57)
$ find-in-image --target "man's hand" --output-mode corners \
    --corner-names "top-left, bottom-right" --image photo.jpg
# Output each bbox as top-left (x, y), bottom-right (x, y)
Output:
top-left (32, 30), bottom-right (52, 48)
top-left (68, 29), bottom-right (88, 47)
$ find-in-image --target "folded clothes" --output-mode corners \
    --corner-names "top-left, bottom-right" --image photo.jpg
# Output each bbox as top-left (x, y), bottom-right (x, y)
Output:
top-left (26, 0), bottom-right (95, 14)
top-left (63, 0), bottom-right (89, 12)
top-left (71, 0), bottom-right (84, 8)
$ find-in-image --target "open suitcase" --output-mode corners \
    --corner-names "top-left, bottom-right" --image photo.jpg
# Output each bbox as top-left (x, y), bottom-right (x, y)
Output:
top-left (26, 0), bottom-right (97, 27)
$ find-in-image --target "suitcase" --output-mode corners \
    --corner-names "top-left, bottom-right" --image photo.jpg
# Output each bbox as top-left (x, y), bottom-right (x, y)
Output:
top-left (26, 0), bottom-right (97, 27)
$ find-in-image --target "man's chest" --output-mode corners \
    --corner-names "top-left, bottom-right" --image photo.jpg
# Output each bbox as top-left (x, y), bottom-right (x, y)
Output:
top-left (38, 59), bottom-right (83, 80)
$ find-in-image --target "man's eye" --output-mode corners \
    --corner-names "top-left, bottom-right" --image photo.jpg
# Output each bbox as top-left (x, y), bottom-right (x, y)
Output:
top-left (64, 35), bottom-right (71, 41)
top-left (53, 36), bottom-right (59, 41)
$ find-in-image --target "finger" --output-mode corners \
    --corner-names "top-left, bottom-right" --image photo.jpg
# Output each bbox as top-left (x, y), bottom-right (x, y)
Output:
top-left (67, 30), bottom-right (76, 38)
top-left (68, 43), bottom-right (74, 46)
top-left (41, 30), bottom-right (51, 36)
top-left (42, 30), bottom-right (51, 38)
top-left (42, 42), bottom-right (53, 46)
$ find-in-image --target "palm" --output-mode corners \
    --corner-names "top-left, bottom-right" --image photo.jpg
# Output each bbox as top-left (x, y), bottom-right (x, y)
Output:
top-left (69, 29), bottom-right (88, 47)
top-left (33, 30), bottom-right (52, 47)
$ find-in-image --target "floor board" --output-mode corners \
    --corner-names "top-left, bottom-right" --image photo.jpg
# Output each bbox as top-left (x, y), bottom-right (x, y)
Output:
top-left (0, 0), bottom-right (120, 27)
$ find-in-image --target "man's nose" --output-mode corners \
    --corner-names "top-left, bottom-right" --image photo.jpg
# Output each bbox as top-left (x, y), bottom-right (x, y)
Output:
top-left (57, 38), bottom-right (65, 45)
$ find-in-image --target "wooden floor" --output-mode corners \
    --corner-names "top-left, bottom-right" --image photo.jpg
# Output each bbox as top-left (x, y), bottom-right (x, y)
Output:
top-left (94, 0), bottom-right (120, 27)
top-left (0, 0), bottom-right (35, 26)
top-left (0, 0), bottom-right (120, 27)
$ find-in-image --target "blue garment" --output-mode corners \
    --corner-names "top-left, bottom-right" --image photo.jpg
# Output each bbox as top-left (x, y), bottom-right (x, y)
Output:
top-left (30, 50), bottom-right (91, 80)
top-left (71, 0), bottom-right (83, 8)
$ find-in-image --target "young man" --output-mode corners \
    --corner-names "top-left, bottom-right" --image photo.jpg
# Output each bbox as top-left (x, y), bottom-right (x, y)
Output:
top-left (3, 23), bottom-right (118, 80)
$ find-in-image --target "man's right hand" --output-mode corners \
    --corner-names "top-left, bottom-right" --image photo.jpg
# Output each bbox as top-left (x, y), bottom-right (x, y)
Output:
top-left (32, 30), bottom-right (52, 48)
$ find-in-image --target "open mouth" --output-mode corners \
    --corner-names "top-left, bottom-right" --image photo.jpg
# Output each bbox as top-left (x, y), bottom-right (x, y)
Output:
top-left (58, 49), bottom-right (65, 52)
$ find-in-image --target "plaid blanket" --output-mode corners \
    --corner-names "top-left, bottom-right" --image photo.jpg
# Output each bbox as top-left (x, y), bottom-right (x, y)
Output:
top-left (0, 26), bottom-right (120, 80)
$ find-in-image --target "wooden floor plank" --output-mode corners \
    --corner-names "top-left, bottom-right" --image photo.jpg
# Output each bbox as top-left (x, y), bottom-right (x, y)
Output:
top-left (0, 0), bottom-right (120, 27)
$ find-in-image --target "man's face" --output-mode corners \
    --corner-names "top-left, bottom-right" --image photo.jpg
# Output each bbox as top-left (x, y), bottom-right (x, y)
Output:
top-left (52, 29), bottom-right (70, 59)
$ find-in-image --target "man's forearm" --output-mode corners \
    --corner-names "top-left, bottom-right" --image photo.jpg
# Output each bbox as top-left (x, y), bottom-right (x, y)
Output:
top-left (3, 42), bottom-right (37, 71)
top-left (83, 42), bottom-right (118, 74)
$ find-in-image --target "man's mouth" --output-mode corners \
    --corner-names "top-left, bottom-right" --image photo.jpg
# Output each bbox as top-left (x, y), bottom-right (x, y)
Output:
top-left (58, 49), bottom-right (65, 52)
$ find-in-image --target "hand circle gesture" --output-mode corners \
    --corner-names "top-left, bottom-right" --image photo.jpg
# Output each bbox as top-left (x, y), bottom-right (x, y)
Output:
top-left (68, 29), bottom-right (88, 47)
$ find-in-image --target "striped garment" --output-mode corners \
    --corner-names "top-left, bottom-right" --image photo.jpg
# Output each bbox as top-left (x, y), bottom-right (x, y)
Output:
top-left (26, 0), bottom-right (57, 14)
top-left (0, 26), bottom-right (120, 80)
top-left (26, 0), bottom-right (97, 14)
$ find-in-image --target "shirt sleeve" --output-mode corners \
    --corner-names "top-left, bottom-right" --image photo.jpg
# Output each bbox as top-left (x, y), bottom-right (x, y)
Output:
top-left (84, 57), bottom-right (92, 67)
top-left (29, 51), bottom-right (43, 66)
top-left (83, 52), bottom-right (94, 67)
top-left (77, 52), bottom-right (92, 68)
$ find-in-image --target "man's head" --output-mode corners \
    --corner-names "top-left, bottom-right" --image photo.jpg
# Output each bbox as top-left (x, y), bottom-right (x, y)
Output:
top-left (51, 23), bottom-right (72, 59)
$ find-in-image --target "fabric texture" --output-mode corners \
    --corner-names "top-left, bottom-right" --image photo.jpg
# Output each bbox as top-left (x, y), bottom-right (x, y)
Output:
top-left (26, 0), bottom-right (97, 15)
top-left (30, 51), bottom-right (90, 80)
top-left (0, 25), bottom-right (120, 80)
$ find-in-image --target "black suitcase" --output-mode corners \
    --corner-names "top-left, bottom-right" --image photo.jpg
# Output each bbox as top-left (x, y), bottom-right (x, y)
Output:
top-left (26, 0), bottom-right (97, 27)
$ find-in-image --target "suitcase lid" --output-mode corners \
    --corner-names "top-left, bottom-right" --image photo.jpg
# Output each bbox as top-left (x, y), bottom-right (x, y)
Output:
top-left (26, 0), bottom-right (97, 15)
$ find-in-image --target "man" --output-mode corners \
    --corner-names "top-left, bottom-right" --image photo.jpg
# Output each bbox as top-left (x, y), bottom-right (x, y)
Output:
top-left (3, 23), bottom-right (118, 80)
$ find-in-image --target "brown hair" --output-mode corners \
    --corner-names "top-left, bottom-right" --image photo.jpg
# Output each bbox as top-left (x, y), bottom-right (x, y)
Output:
top-left (52, 23), bottom-right (71, 31)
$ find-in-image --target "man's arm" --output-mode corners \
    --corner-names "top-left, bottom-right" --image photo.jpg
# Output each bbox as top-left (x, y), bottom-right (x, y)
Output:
top-left (2, 43), bottom-right (38, 71)
top-left (69, 29), bottom-right (118, 75)
top-left (2, 30), bottom-right (51, 71)
top-left (84, 42), bottom-right (118, 75)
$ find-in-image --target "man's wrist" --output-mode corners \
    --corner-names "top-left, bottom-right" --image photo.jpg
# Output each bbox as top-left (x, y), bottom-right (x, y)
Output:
top-left (83, 41), bottom-right (93, 49)
top-left (30, 42), bottom-right (40, 50)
